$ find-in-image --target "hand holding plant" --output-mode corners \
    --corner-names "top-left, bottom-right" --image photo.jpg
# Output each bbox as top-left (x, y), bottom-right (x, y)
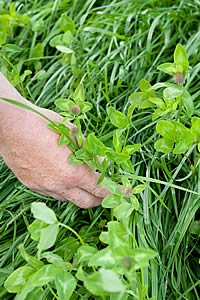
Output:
top-left (0, 75), bottom-right (109, 208)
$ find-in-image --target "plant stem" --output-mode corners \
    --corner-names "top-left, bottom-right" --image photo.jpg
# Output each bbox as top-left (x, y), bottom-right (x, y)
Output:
top-left (59, 222), bottom-right (85, 245)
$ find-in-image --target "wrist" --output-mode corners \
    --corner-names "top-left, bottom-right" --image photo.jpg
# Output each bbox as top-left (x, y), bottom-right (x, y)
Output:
top-left (0, 72), bottom-right (36, 121)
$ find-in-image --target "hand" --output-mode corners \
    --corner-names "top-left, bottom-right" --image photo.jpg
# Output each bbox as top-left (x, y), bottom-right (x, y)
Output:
top-left (0, 104), bottom-right (109, 208)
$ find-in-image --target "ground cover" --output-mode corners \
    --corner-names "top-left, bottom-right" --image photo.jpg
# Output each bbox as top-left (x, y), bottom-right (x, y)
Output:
top-left (0, 0), bottom-right (199, 299)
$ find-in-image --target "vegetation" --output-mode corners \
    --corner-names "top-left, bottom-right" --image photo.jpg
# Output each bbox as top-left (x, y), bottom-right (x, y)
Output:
top-left (0, 0), bottom-right (199, 299)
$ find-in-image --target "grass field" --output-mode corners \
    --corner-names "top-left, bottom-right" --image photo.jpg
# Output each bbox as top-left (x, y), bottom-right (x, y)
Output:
top-left (0, 0), bottom-right (200, 299)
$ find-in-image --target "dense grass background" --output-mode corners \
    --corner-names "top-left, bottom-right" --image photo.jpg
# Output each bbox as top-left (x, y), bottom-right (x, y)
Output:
top-left (0, 0), bottom-right (200, 299)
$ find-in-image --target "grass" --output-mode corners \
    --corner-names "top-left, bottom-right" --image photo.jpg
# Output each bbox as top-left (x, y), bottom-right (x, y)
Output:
top-left (0, 0), bottom-right (200, 299)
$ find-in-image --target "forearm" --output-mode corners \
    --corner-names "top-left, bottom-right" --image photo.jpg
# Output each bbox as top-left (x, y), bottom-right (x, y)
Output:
top-left (0, 73), bottom-right (32, 146)
top-left (0, 72), bottom-right (30, 110)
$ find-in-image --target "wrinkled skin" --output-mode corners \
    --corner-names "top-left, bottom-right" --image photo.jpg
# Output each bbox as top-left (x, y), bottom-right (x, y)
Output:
top-left (0, 74), bottom-right (109, 208)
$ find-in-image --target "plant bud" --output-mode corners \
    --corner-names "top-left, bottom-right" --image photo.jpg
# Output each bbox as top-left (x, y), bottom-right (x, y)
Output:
top-left (122, 187), bottom-right (132, 197)
top-left (173, 72), bottom-right (185, 85)
top-left (71, 105), bottom-right (80, 115)
top-left (71, 126), bottom-right (79, 136)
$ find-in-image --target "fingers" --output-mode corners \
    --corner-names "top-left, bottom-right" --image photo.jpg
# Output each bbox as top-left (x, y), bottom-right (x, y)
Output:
top-left (31, 187), bottom-right (102, 208)
top-left (78, 167), bottom-right (110, 198)
top-left (31, 189), bottom-right (66, 201)
top-left (60, 187), bottom-right (102, 208)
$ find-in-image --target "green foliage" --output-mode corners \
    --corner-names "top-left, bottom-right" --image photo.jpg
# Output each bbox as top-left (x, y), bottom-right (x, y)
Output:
top-left (0, 1), bottom-right (199, 300)
top-left (107, 107), bottom-right (129, 128)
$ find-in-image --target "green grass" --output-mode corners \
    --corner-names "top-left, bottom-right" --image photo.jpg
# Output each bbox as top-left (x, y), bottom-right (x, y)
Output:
top-left (0, 0), bottom-right (200, 299)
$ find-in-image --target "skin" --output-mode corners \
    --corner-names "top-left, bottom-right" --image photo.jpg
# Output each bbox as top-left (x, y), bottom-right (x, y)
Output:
top-left (0, 73), bottom-right (109, 208)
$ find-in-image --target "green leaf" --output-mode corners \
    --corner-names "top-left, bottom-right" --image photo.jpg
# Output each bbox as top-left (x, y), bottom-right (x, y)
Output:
top-left (139, 79), bottom-right (155, 97)
top-left (189, 220), bottom-right (200, 236)
top-left (128, 92), bottom-right (152, 109)
top-left (20, 70), bottom-right (32, 82)
top-left (122, 144), bottom-right (141, 155)
top-left (62, 31), bottom-right (74, 46)
top-left (56, 237), bottom-right (80, 261)
top-left (76, 266), bottom-right (86, 282)
top-left (163, 86), bottom-right (184, 99)
top-left (127, 103), bottom-right (135, 118)
top-left (83, 268), bottom-right (125, 296)
top-left (68, 154), bottom-right (84, 166)
top-left (24, 287), bottom-right (44, 300)
top-left (139, 79), bottom-right (151, 93)
top-left (59, 13), bottom-right (76, 33)
top-left (96, 158), bottom-right (108, 184)
top-left (99, 232), bottom-right (109, 244)
top-left (173, 140), bottom-right (193, 154)
top-left (113, 202), bottom-right (134, 220)
top-left (48, 122), bottom-right (63, 134)
top-left (77, 245), bottom-right (98, 263)
top-left (174, 44), bottom-right (189, 73)
top-left (41, 252), bottom-right (65, 267)
top-left (107, 107), bottom-right (129, 128)
top-left (107, 151), bottom-right (130, 164)
top-left (133, 248), bottom-right (157, 261)
top-left (120, 159), bottom-right (135, 172)
top-left (18, 244), bottom-right (43, 269)
top-left (151, 82), bottom-right (171, 90)
top-left (121, 176), bottom-right (131, 188)
top-left (56, 45), bottom-right (74, 54)
top-left (85, 133), bottom-right (106, 156)
top-left (101, 178), bottom-right (121, 195)
top-left (130, 195), bottom-right (139, 210)
top-left (31, 43), bottom-right (44, 58)
top-left (4, 266), bottom-right (34, 293)
top-left (38, 224), bottom-right (59, 256)
top-left (50, 34), bottom-right (64, 47)
top-left (156, 120), bottom-right (176, 140)
top-left (55, 271), bottom-right (77, 300)
top-left (107, 221), bottom-right (130, 256)
top-left (81, 101), bottom-right (93, 113)
top-left (154, 138), bottom-right (174, 153)
top-left (73, 83), bottom-right (85, 102)
top-left (174, 121), bottom-right (192, 141)
top-left (75, 149), bottom-right (92, 161)
top-left (60, 112), bottom-right (74, 120)
top-left (55, 98), bottom-right (74, 111)
top-left (182, 90), bottom-right (194, 116)
top-left (149, 97), bottom-right (166, 108)
top-left (14, 281), bottom-right (35, 300)
top-left (132, 184), bottom-right (146, 194)
top-left (31, 202), bottom-right (58, 224)
top-left (28, 219), bottom-right (48, 241)
top-left (58, 134), bottom-right (71, 146)
top-left (88, 247), bottom-right (115, 268)
top-left (30, 264), bottom-right (60, 286)
top-left (31, 19), bottom-right (45, 32)
top-left (157, 63), bottom-right (177, 75)
top-left (113, 129), bottom-right (123, 152)
top-left (132, 248), bottom-right (157, 269)
top-left (102, 194), bottom-right (121, 208)
top-left (191, 117), bottom-right (200, 140)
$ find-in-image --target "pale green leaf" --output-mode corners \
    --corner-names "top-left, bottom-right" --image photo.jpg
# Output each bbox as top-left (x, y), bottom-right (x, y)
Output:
top-left (30, 264), bottom-right (60, 286)
top-left (4, 266), bottom-right (34, 293)
top-left (55, 271), bottom-right (77, 300)
top-left (38, 224), bottom-right (59, 255)
top-left (31, 202), bottom-right (58, 224)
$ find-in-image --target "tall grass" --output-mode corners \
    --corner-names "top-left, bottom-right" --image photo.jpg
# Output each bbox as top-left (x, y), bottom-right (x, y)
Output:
top-left (0, 0), bottom-right (200, 299)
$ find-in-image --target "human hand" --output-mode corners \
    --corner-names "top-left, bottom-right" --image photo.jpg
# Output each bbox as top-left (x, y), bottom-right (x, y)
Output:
top-left (0, 103), bottom-right (109, 208)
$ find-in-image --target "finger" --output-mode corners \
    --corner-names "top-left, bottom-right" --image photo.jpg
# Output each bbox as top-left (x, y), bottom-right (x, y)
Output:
top-left (60, 187), bottom-right (102, 208)
top-left (31, 189), bottom-right (66, 201)
top-left (78, 167), bottom-right (110, 198)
